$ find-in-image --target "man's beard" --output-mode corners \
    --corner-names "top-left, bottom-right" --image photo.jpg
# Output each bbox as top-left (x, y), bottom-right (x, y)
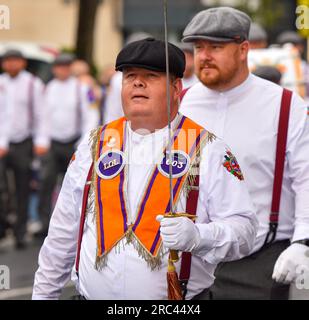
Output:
top-left (197, 61), bottom-right (239, 89)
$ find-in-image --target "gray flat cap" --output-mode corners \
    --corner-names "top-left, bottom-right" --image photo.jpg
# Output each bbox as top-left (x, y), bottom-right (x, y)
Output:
top-left (53, 53), bottom-right (75, 66)
top-left (276, 31), bottom-right (303, 45)
top-left (2, 49), bottom-right (25, 60)
top-left (249, 23), bottom-right (267, 42)
top-left (182, 7), bottom-right (251, 43)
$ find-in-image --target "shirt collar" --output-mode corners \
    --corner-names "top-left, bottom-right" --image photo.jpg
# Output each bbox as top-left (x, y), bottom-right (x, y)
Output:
top-left (127, 113), bottom-right (181, 145)
top-left (202, 73), bottom-right (254, 98)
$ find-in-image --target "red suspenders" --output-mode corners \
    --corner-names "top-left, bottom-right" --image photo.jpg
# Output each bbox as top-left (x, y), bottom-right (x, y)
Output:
top-left (264, 88), bottom-right (293, 245)
top-left (180, 87), bottom-right (293, 246)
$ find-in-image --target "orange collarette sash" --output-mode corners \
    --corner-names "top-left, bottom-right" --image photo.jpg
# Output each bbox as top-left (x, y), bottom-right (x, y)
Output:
top-left (91, 115), bottom-right (210, 269)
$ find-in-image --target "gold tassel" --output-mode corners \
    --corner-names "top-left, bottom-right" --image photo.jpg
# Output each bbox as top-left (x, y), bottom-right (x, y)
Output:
top-left (167, 257), bottom-right (183, 300)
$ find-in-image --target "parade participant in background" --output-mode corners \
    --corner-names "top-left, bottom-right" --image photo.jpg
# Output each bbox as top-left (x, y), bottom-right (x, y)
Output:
top-left (32, 38), bottom-right (257, 300)
top-left (36, 53), bottom-right (99, 238)
top-left (178, 43), bottom-right (199, 89)
top-left (180, 7), bottom-right (309, 299)
top-left (0, 49), bottom-right (48, 249)
top-left (248, 22), bottom-right (268, 49)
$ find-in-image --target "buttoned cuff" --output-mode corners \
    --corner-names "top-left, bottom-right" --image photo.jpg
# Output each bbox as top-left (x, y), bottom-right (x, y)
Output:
top-left (192, 223), bottom-right (217, 262)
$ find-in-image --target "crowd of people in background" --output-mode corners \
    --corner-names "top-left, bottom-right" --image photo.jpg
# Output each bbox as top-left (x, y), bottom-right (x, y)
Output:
top-left (0, 25), bottom-right (308, 251)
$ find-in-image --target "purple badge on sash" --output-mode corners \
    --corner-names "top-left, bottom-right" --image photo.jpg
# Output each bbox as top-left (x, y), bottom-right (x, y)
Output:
top-left (95, 150), bottom-right (126, 179)
top-left (158, 150), bottom-right (190, 178)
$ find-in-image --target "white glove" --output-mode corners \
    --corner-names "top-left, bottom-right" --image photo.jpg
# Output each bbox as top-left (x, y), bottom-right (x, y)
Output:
top-left (272, 243), bottom-right (309, 284)
top-left (156, 215), bottom-right (201, 252)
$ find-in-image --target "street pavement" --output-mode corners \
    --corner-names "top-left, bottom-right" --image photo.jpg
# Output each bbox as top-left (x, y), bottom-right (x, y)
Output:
top-left (0, 232), bottom-right (78, 300)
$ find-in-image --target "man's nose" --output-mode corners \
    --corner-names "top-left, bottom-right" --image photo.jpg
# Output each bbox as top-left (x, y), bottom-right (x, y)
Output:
top-left (133, 77), bottom-right (146, 87)
top-left (199, 48), bottom-right (212, 61)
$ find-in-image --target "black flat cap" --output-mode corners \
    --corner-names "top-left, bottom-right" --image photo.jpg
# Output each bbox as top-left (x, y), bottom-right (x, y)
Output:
top-left (2, 49), bottom-right (25, 60)
top-left (182, 7), bottom-right (251, 43)
top-left (115, 38), bottom-right (185, 78)
top-left (53, 53), bottom-right (75, 66)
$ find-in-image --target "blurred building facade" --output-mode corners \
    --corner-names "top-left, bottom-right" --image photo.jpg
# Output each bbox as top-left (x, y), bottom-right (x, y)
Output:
top-left (0, 0), bottom-right (122, 69)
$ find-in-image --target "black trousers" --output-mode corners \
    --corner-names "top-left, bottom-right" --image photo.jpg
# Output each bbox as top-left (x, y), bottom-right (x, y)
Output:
top-left (209, 240), bottom-right (291, 300)
top-left (0, 138), bottom-right (33, 241)
top-left (38, 139), bottom-right (77, 231)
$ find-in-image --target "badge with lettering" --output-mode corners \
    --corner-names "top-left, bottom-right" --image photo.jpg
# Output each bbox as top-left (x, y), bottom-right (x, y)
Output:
top-left (158, 150), bottom-right (190, 178)
top-left (95, 150), bottom-right (126, 179)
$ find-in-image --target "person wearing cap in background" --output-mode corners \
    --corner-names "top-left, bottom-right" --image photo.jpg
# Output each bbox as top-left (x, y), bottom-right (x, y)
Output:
top-left (0, 49), bottom-right (48, 249)
top-left (248, 22), bottom-right (268, 49)
top-left (36, 53), bottom-right (99, 238)
top-left (102, 32), bottom-right (153, 125)
top-left (277, 30), bottom-right (309, 101)
top-left (180, 7), bottom-right (309, 300)
top-left (32, 38), bottom-right (257, 300)
top-left (178, 43), bottom-right (199, 89)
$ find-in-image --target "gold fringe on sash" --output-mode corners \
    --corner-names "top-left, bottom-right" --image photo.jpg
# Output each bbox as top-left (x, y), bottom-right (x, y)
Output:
top-left (88, 126), bottom-right (217, 272)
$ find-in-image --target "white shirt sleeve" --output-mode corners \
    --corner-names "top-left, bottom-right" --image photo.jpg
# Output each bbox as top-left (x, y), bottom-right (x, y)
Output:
top-left (285, 93), bottom-right (309, 242)
top-left (32, 133), bottom-right (92, 299)
top-left (32, 77), bottom-right (49, 148)
top-left (193, 138), bottom-right (258, 265)
top-left (0, 82), bottom-right (9, 150)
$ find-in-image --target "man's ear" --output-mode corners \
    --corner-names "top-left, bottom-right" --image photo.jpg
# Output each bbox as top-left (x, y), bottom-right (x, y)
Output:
top-left (239, 40), bottom-right (250, 61)
top-left (172, 78), bottom-right (183, 98)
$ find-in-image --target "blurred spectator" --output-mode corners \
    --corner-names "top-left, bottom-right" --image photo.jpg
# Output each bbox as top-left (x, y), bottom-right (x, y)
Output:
top-left (178, 42), bottom-right (198, 89)
top-left (36, 53), bottom-right (99, 237)
top-left (102, 32), bottom-right (152, 125)
top-left (71, 59), bottom-right (102, 110)
top-left (277, 30), bottom-right (309, 99)
top-left (277, 31), bottom-right (305, 56)
top-left (98, 64), bottom-right (116, 123)
top-left (248, 22), bottom-right (268, 49)
top-left (253, 65), bottom-right (282, 84)
top-left (0, 49), bottom-right (48, 249)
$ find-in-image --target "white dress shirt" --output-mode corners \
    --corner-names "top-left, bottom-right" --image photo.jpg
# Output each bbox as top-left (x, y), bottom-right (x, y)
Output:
top-left (45, 77), bottom-right (99, 144)
top-left (180, 74), bottom-right (309, 253)
top-left (32, 115), bottom-right (257, 300)
top-left (0, 70), bottom-right (48, 149)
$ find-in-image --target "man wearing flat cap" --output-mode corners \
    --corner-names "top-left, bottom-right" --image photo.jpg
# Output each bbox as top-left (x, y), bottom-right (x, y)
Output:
top-left (35, 53), bottom-right (99, 238)
top-left (0, 49), bottom-right (48, 249)
top-left (32, 38), bottom-right (257, 300)
top-left (180, 7), bottom-right (309, 299)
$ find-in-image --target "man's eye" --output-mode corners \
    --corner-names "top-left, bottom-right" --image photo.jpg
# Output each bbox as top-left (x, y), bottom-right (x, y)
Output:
top-left (125, 73), bottom-right (134, 79)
